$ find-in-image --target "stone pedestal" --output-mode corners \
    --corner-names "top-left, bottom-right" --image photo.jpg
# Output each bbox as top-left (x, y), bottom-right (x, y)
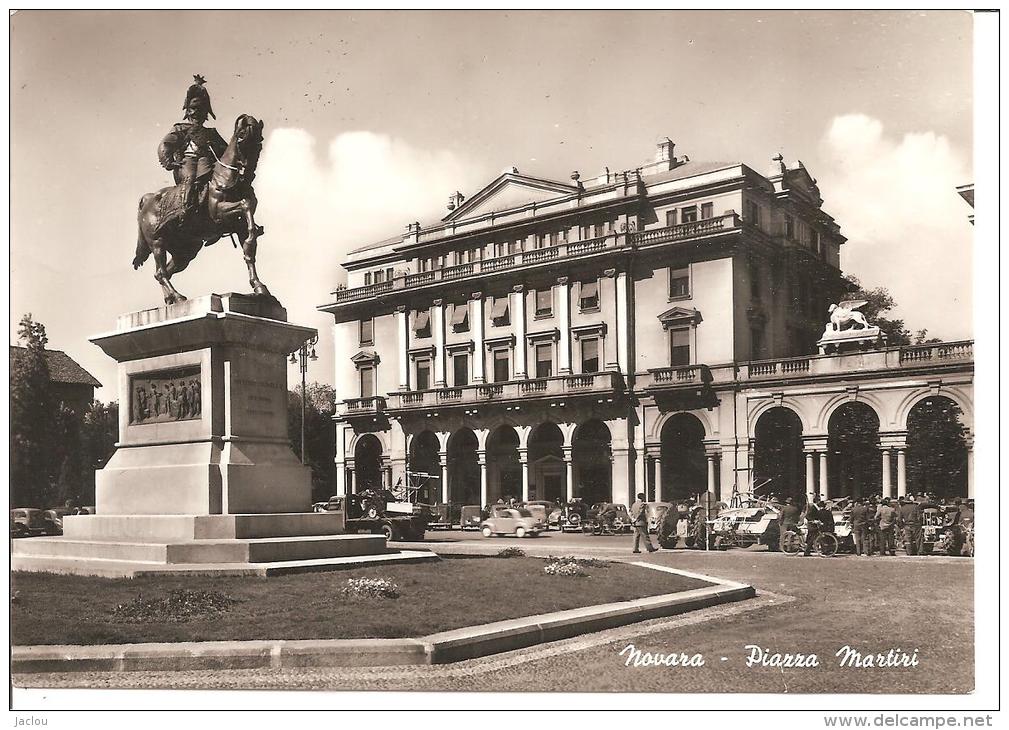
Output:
top-left (91, 293), bottom-right (313, 515)
top-left (817, 326), bottom-right (886, 355)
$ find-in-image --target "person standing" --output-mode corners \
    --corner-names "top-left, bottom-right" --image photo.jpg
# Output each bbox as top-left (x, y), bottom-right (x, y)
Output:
top-left (779, 497), bottom-right (801, 552)
top-left (850, 497), bottom-right (870, 556)
top-left (899, 495), bottom-right (923, 555)
top-left (875, 497), bottom-right (899, 556)
top-left (801, 498), bottom-right (823, 557)
top-left (630, 493), bottom-right (657, 554)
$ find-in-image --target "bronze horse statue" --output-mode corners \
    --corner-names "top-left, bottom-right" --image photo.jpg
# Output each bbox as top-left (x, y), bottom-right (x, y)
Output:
top-left (133, 114), bottom-right (271, 304)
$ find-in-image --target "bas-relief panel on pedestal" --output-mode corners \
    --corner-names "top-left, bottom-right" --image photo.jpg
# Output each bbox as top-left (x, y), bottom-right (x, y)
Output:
top-left (130, 365), bottom-right (202, 424)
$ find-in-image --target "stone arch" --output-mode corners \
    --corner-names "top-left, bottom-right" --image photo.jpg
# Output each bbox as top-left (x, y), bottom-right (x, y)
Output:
top-left (816, 392), bottom-right (887, 433)
top-left (348, 429), bottom-right (390, 455)
top-left (650, 408), bottom-right (714, 444)
top-left (749, 398), bottom-right (812, 435)
top-left (447, 428), bottom-right (480, 505)
top-left (906, 395), bottom-right (969, 499)
top-left (572, 419), bottom-right (612, 504)
top-left (408, 430), bottom-right (441, 504)
top-left (528, 422), bottom-right (566, 503)
top-left (752, 407), bottom-right (805, 500)
top-left (827, 401), bottom-right (881, 499)
top-left (352, 433), bottom-right (385, 492)
top-left (895, 388), bottom-right (974, 434)
top-left (487, 425), bottom-right (522, 503)
top-left (658, 413), bottom-right (707, 501)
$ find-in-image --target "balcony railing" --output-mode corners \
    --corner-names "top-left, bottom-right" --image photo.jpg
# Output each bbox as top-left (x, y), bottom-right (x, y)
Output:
top-left (386, 371), bottom-right (623, 410)
top-left (899, 341), bottom-right (973, 364)
top-left (629, 212), bottom-right (740, 247)
top-left (338, 396), bottom-right (387, 416)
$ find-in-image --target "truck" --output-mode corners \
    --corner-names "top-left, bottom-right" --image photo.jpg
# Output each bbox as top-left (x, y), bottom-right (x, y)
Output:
top-left (312, 490), bottom-right (428, 542)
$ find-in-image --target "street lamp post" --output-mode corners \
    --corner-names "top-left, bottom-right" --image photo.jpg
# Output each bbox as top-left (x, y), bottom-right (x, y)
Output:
top-left (289, 334), bottom-right (319, 464)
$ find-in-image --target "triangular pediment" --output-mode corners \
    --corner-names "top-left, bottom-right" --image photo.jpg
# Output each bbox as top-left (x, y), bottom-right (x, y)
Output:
top-left (444, 172), bottom-right (579, 222)
top-left (658, 307), bottom-right (702, 328)
top-left (350, 350), bottom-right (380, 366)
top-left (783, 163), bottom-right (823, 205)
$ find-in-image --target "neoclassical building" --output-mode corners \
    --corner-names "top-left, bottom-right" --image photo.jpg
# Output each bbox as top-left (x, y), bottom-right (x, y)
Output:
top-left (319, 139), bottom-right (974, 506)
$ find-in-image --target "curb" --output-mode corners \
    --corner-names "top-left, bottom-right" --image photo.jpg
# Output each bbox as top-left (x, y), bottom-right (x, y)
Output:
top-left (12, 565), bottom-right (755, 673)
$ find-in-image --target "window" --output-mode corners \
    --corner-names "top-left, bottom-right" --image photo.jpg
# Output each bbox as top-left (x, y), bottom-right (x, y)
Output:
top-left (681, 206), bottom-right (698, 224)
top-left (746, 200), bottom-right (761, 226)
top-left (450, 303), bottom-right (469, 332)
top-left (413, 309), bottom-right (431, 338)
top-left (489, 296), bottom-right (509, 326)
top-left (535, 288), bottom-right (553, 317)
top-left (509, 239), bottom-right (523, 254)
top-left (581, 337), bottom-right (599, 374)
top-left (701, 203), bottom-right (713, 220)
top-left (670, 329), bottom-right (690, 367)
top-left (750, 263), bottom-right (761, 298)
top-left (417, 258), bottom-right (428, 273)
top-left (415, 360), bottom-right (431, 391)
top-left (785, 215), bottom-right (795, 240)
top-left (579, 280), bottom-right (599, 311)
top-left (360, 317), bottom-right (374, 345)
top-left (665, 209), bottom-right (678, 227)
top-left (492, 349), bottom-right (510, 383)
top-left (386, 267), bottom-right (394, 281)
top-left (669, 267), bottom-right (690, 299)
top-left (364, 272), bottom-right (373, 286)
top-left (593, 221), bottom-right (608, 238)
top-left (374, 269), bottom-right (385, 284)
top-left (453, 353), bottom-right (469, 387)
top-left (811, 230), bottom-right (822, 256)
top-left (360, 366), bottom-right (375, 398)
top-left (751, 327), bottom-right (764, 360)
top-left (535, 343), bottom-right (553, 378)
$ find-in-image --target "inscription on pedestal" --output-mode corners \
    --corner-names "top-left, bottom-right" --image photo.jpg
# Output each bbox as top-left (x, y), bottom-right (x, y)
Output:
top-left (236, 376), bottom-right (286, 420)
top-left (130, 366), bottom-right (202, 424)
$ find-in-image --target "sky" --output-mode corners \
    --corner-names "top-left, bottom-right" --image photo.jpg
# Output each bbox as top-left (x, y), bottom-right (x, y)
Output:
top-left (10, 10), bottom-right (975, 400)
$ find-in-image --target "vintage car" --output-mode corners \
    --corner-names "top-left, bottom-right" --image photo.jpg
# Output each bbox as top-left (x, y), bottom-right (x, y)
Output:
top-left (460, 505), bottom-right (484, 530)
top-left (480, 507), bottom-right (544, 538)
top-left (920, 504), bottom-right (963, 555)
top-left (558, 500), bottom-right (590, 532)
top-left (585, 502), bottom-right (632, 534)
top-left (522, 500), bottom-right (561, 529)
top-left (709, 494), bottom-right (781, 549)
top-left (40, 507), bottom-right (76, 536)
top-left (10, 508), bottom-right (48, 537)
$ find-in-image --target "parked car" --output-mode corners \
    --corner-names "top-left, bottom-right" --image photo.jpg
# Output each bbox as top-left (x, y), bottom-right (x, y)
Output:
top-left (558, 500), bottom-right (590, 532)
top-left (585, 502), bottom-right (632, 534)
top-left (10, 514), bottom-right (30, 539)
top-left (709, 494), bottom-right (781, 549)
top-left (10, 508), bottom-right (47, 537)
top-left (460, 505), bottom-right (484, 530)
top-left (41, 508), bottom-right (75, 536)
top-left (481, 507), bottom-right (544, 538)
top-left (522, 500), bottom-right (560, 530)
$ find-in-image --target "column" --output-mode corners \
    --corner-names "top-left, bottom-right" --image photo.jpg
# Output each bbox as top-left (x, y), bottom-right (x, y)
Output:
top-left (747, 440), bottom-right (755, 482)
top-left (478, 451), bottom-right (488, 507)
top-left (707, 454), bottom-right (717, 495)
top-left (439, 454), bottom-right (449, 504)
top-left (433, 298), bottom-right (446, 387)
top-left (881, 448), bottom-right (892, 499)
top-left (818, 451), bottom-right (828, 500)
top-left (563, 446), bottom-right (574, 501)
top-left (611, 447), bottom-right (632, 506)
top-left (805, 451), bottom-right (815, 503)
top-left (896, 448), bottom-right (907, 498)
top-left (653, 456), bottom-right (662, 503)
top-left (470, 292), bottom-right (485, 383)
top-left (347, 464), bottom-right (356, 495)
top-left (966, 441), bottom-right (974, 498)
top-left (511, 285), bottom-right (526, 378)
top-left (519, 448), bottom-right (530, 501)
top-left (557, 277), bottom-right (571, 374)
top-left (396, 305), bottom-right (409, 390)
top-left (335, 424), bottom-right (347, 496)
top-left (614, 271), bottom-right (629, 373)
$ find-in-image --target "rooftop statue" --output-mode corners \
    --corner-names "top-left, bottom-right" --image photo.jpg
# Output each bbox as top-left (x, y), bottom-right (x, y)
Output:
top-left (133, 75), bottom-right (273, 304)
top-left (827, 300), bottom-right (870, 331)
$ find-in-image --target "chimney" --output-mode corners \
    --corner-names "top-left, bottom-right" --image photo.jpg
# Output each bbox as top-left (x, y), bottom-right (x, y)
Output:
top-left (656, 137), bottom-right (675, 168)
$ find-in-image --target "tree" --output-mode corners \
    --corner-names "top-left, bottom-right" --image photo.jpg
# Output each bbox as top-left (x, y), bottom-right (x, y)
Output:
top-left (81, 400), bottom-right (119, 504)
top-left (10, 314), bottom-right (56, 507)
top-left (841, 274), bottom-right (915, 346)
top-left (287, 382), bottom-right (336, 501)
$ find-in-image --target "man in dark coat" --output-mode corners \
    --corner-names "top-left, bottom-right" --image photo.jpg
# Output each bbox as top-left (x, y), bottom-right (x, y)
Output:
top-left (779, 497), bottom-right (801, 551)
top-left (850, 497), bottom-right (871, 556)
top-left (801, 498), bottom-right (824, 557)
top-left (899, 495), bottom-right (922, 555)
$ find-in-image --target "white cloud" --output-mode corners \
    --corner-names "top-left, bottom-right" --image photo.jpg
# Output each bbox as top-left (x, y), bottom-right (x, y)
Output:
top-left (817, 113), bottom-right (973, 340)
top-left (251, 129), bottom-right (484, 389)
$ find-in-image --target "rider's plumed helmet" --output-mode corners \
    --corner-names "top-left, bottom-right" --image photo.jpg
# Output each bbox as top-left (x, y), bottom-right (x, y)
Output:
top-left (182, 74), bottom-right (216, 120)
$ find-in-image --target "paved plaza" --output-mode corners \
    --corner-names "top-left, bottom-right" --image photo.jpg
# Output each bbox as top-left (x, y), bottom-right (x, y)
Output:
top-left (15, 530), bottom-right (973, 694)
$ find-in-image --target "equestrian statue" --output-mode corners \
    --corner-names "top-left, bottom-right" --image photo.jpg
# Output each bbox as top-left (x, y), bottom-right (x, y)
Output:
top-left (134, 75), bottom-right (272, 304)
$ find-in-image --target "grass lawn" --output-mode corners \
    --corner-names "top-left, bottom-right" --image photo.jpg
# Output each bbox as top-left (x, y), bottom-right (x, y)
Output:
top-left (11, 556), bottom-right (711, 646)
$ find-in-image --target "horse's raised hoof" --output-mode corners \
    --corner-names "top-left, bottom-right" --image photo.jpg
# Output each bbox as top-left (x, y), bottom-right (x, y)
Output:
top-left (164, 293), bottom-right (188, 305)
top-left (252, 283), bottom-right (272, 298)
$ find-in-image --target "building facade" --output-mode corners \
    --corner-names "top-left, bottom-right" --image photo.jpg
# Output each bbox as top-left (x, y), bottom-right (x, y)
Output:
top-left (319, 140), bottom-right (974, 507)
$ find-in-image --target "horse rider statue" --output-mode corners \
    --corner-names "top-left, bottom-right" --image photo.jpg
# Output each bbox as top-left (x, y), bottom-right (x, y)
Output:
top-left (155, 75), bottom-right (228, 241)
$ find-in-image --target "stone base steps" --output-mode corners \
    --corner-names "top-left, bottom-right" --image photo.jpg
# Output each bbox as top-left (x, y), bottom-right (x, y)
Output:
top-left (11, 549), bottom-right (439, 578)
top-left (62, 512), bottom-right (346, 542)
